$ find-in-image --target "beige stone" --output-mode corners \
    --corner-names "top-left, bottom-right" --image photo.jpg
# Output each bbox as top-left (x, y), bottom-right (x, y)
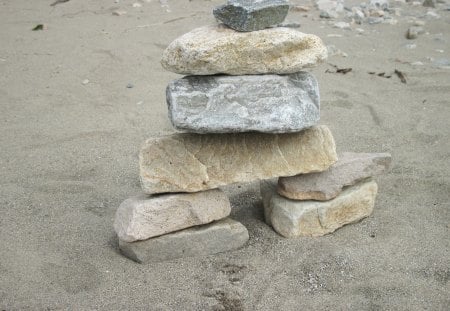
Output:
top-left (139, 125), bottom-right (337, 194)
top-left (278, 152), bottom-right (391, 201)
top-left (161, 25), bottom-right (328, 75)
top-left (118, 218), bottom-right (249, 263)
top-left (114, 190), bottom-right (231, 242)
top-left (260, 179), bottom-right (378, 237)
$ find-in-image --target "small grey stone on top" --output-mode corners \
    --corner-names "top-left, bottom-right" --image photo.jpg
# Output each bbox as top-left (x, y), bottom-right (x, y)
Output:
top-left (277, 152), bottom-right (391, 201)
top-left (167, 72), bottom-right (320, 133)
top-left (213, 0), bottom-right (290, 32)
top-left (118, 218), bottom-right (249, 263)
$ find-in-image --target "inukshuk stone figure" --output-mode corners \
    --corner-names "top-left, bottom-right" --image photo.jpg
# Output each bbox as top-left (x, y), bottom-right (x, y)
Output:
top-left (113, 0), bottom-right (390, 263)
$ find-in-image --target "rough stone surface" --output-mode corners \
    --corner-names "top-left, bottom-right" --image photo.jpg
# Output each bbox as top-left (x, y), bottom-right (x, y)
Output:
top-left (118, 218), bottom-right (249, 263)
top-left (260, 179), bottom-right (378, 237)
top-left (139, 125), bottom-right (337, 194)
top-left (213, 0), bottom-right (289, 32)
top-left (278, 152), bottom-right (391, 201)
top-left (114, 190), bottom-right (231, 242)
top-left (167, 72), bottom-right (320, 134)
top-left (161, 25), bottom-right (328, 75)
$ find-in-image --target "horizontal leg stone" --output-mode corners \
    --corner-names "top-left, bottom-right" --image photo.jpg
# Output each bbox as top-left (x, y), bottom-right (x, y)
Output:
top-left (118, 218), bottom-right (249, 263)
top-left (114, 190), bottom-right (231, 242)
top-left (139, 125), bottom-right (337, 194)
top-left (261, 179), bottom-right (378, 237)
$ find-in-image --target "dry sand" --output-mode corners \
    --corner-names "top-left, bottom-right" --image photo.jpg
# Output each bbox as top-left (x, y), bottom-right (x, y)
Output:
top-left (0, 0), bottom-right (449, 309)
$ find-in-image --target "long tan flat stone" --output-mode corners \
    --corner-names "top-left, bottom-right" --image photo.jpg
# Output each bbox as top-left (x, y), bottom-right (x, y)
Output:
top-left (114, 190), bottom-right (231, 242)
top-left (139, 125), bottom-right (337, 194)
top-left (161, 25), bottom-right (327, 75)
top-left (278, 152), bottom-right (391, 201)
top-left (261, 179), bottom-right (378, 237)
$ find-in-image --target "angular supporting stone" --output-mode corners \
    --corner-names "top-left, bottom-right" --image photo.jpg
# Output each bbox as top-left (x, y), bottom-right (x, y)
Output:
top-left (139, 125), bottom-right (337, 194)
top-left (213, 0), bottom-right (290, 32)
top-left (167, 72), bottom-right (320, 133)
top-left (278, 152), bottom-right (391, 201)
top-left (118, 218), bottom-right (249, 263)
top-left (114, 190), bottom-right (231, 242)
top-left (161, 25), bottom-right (328, 75)
top-left (261, 179), bottom-right (378, 237)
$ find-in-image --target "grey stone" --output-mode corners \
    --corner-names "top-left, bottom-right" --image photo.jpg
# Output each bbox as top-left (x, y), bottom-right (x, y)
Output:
top-left (167, 72), bottom-right (320, 134)
top-left (161, 25), bottom-right (328, 75)
top-left (278, 152), bottom-right (391, 201)
top-left (406, 26), bottom-right (424, 39)
top-left (114, 190), bottom-right (231, 242)
top-left (422, 0), bottom-right (435, 7)
top-left (261, 179), bottom-right (378, 237)
top-left (213, 0), bottom-right (289, 32)
top-left (118, 218), bottom-right (249, 263)
top-left (139, 125), bottom-right (337, 194)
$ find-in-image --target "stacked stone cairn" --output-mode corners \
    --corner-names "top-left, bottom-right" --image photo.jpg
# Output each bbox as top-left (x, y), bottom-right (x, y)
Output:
top-left (114, 0), bottom-right (391, 263)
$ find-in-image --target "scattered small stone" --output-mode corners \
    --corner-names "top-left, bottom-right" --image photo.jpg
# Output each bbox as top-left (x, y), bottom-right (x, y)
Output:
top-left (139, 126), bottom-right (337, 194)
top-left (327, 45), bottom-right (348, 57)
top-left (118, 218), bottom-right (249, 263)
top-left (261, 179), bottom-right (378, 237)
top-left (167, 72), bottom-right (320, 133)
top-left (368, 17), bottom-right (384, 24)
top-left (422, 0), bottom-right (436, 7)
top-left (426, 10), bottom-right (440, 18)
top-left (435, 49), bottom-right (444, 53)
top-left (161, 25), bottom-right (328, 75)
top-left (112, 10), bottom-right (127, 16)
top-left (213, 0), bottom-right (290, 32)
top-left (433, 58), bottom-right (450, 68)
top-left (406, 26), bottom-right (424, 39)
top-left (126, 83), bottom-right (134, 88)
top-left (277, 152), bottom-right (391, 201)
top-left (132, 2), bottom-right (142, 8)
top-left (136, 101), bottom-right (143, 105)
top-left (369, 0), bottom-right (390, 10)
top-left (356, 28), bottom-right (365, 34)
top-left (32, 24), bottom-right (46, 31)
top-left (82, 79), bottom-right (90, 85)
top-left (333, 21), bottom-right (351, 29)
top-left (290, 5), bottom-right (311, 12)
top-left (413, 20), bottom-right (426, 26)
top-left (114, 190), bottom-right (231, 242)
top-left (411, 61), bottom-right (424, 66)
top-left (405, 43), bottom-right (417, 49)
top-left (317, 0), bottom-right (344, 19)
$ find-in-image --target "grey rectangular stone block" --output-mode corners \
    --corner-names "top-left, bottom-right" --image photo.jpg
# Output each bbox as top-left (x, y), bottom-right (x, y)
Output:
top-left (167, 72), bottom-right (320, 134)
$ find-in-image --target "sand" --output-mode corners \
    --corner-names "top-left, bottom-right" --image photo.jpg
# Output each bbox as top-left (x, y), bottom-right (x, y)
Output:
top-left (0, 0), bottom-right (449, 309)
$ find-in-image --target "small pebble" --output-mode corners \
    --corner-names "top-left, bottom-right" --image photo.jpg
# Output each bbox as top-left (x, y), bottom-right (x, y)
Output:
top-left (411, 61), bottom-right (424, 66)
top-left (126, 83), bottom-right (134, 88)
top-left (112, 10), bottom-right (127, 16)
top-left (405, 43), bottom-right (417, 49)
top-left (333, 21), bottom-right (351, 29)
top-left (413, 20), bottom-right (426, 26)
top-left (426, 11), bottom-right (440, 18)
top-left (82, 79), bottom-right (90, 85)
top-left (132, 2), bottom-right (142, 8)
top-left (406, 26), bottom-right (424, 39)
top-left (422, 0), bottom-right (435, 7)
top-left (435, 49), bottom-right (444, 53)
top-left (136, 101), bottom-right (143, 105)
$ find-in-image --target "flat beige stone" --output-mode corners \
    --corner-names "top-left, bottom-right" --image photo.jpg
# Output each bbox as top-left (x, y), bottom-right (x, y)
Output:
top-left (118, 218), bottom-right (249, 263)
top-left (114, 189), bottom-right (231, 242)
top-left (261, 179), bottom-right (378, 237)
top-left (278, 152), bottom-right (391, 200)
top-left (161, 25), bottom-right (328, 75)
top-left (139, 125), bottom-right (337, 194)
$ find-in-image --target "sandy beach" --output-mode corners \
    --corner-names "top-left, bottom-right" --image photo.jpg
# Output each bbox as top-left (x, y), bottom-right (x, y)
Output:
top-left (0, 0), bottom-right (449, 309)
